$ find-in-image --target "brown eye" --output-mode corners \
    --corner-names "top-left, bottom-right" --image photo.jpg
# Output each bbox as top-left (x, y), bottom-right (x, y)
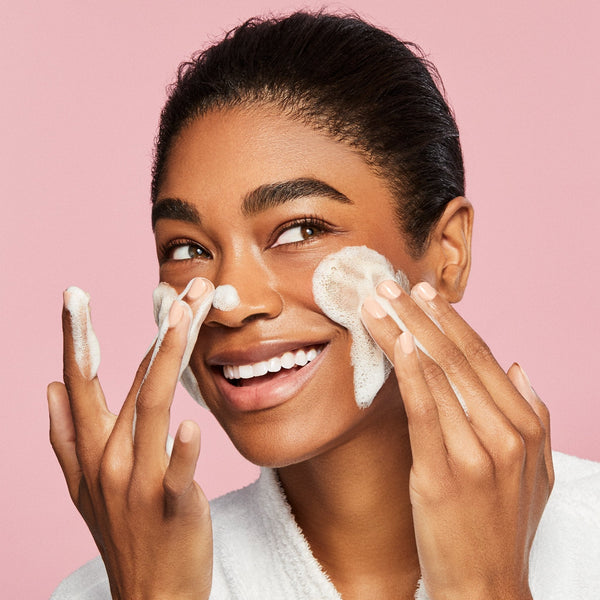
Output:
top-left (170, 244), bottom-right (210, 260)
top-left (300, 225), bottom-right (315, 239)
top-left (271, 223), bottom-right (322, 248)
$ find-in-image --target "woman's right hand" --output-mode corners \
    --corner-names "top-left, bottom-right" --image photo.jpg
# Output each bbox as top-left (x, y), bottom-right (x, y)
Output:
top-left (48, 278), bottom-right (214, 600)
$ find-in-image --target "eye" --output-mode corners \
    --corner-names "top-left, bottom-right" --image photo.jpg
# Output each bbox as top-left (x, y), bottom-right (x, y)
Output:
top-left (271, 221), bottom-right (324, 248)
top-left (168, 243), bottom-right (211, 261)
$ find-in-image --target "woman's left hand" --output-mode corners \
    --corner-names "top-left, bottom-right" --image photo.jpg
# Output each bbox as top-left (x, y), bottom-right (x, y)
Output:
top-left (361, 280), bottom-right (554, 600)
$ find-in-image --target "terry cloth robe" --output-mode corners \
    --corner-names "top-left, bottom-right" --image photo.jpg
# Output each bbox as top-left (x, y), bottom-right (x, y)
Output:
top-left (50, 451), bottom-right (600, 600)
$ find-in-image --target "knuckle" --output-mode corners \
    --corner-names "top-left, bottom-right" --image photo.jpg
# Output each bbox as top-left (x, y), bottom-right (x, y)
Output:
top-left (410, 469), bottom-right (449, 504)
top-left (98, 454), bottom-right (127, 491)
top-left (460, 335), bottom-right (494, 366)
top-left (523, 415), bottom-right (546, 447)
top-left (453, 449), bottom-right (493, 480)
top-left (163, 474), bottom-right (187, 500)
top-left (421, 359), bottom-right (448, 387)
top-left (441, 346), bottom-right (470, 378)
top-left (501, 430), bottom-right (526, 462)
top-left (135, 383), bottom-right (165, 413)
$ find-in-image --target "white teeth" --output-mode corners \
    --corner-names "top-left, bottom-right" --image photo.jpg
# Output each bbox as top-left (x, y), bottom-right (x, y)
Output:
top-left (253, 361), bottom-right (269, 377)
top-left (239, 365), bottom-right (254, 379)
top-left (222, 346), bottom-right (322, 380)
top-left (268, 357), bottom-right (282, 373)
top-left (295, 350), bottom-right (307, 366)
top-left (281, 352), bottom-right (295, 369)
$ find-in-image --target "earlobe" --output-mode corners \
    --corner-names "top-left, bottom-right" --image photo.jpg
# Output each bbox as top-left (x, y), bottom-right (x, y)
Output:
top-left (429, 197), bottom-right (473, 303)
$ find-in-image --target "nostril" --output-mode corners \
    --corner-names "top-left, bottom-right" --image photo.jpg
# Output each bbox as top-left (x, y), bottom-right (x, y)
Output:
top-left (213, 284), bottom-right (241, 311)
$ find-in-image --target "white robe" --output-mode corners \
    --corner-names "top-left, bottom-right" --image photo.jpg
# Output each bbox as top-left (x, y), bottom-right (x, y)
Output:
top-left (50, 451), bottom-right (600, 600)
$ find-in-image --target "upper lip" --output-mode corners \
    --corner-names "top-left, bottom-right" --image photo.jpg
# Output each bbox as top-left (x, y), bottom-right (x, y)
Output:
top-left (206, 339), bottom-right (329, 366)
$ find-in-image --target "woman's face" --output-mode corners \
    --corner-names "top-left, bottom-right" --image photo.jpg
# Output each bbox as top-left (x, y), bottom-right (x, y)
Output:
top-left (154, 105), bottom-right (432, 467)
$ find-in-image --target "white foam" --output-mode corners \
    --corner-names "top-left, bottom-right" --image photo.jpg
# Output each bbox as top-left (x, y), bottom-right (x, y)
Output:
top-left (313, 246), bottom-right (410, 408)
top-left (151, 279), bottom-right (214, 408)
top-left (64, 286), bottom-right (101, 380)
top-left (212, 284), bottom-right (240, 311)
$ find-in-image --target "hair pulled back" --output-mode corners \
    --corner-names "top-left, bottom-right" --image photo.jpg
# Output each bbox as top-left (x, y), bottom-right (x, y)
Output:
top-left (151, 11), bottom-right (465, 256)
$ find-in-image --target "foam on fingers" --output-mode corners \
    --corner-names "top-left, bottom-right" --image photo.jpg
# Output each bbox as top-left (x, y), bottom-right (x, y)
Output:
top-left (64, 286), bottom-right (101, 380)
top-left (152, 278), bottom-right (214, 408)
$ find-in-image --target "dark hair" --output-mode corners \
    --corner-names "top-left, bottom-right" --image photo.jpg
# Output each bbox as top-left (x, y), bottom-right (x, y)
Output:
top-left (151, 11), bottom-right (465, 256)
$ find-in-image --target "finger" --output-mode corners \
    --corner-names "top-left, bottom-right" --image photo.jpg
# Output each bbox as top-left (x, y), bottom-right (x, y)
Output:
top-left (416, 352), bottom-right (483, 459)
top-left (163, 421), bottom-right (202, 515)
top-left (375, 280), bottom-right (508, 443)
top-left (178, 278), bottom-right (215, 377)
top-left (362, 296), bottom-right (483, 460)
top-left (109, 278), bottom-right (213, 473)
top-left (392, 332), bottom-right (449, 474)
top-left (411, 282), bottom-right (539, 432)
top-left (507, 364), bottom-right (554, 488)
top-left (360, 295), bottom-right (404, 361)
top-left (102, 342), bottom-right (157, 480)
top-left (62, 288), bottom-right (111, 439)
top-left (132, 299), bottom-right (192, 475)
top-left (48, 381), bottom-right (83, 503)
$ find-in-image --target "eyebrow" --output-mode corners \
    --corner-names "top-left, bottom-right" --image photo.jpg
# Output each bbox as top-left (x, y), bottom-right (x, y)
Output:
top-left (241, 177), bottom-right (352, 216)
top-left (152, 177), bottom-right (352, 229)
top-left (152, 197), bottom-right (201, 229)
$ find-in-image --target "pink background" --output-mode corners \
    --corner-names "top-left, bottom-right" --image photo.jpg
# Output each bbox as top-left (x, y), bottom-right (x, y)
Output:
top-left (2, 0), bottom-right (599, 597)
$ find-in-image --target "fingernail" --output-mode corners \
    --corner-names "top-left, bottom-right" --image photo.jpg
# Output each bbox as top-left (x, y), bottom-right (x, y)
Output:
top-left (179, 421), bottom-right (195, 443)
top-left (363, 296), bottom-right (388, 319)
top-left (168, 300), bottom-right (185, 328)
top-left (414, 281), bottom-right (437, 301)
top-left (399, 331), bottom-right (414, 354)
top-left (378, 280), bottom-right (402, 299)
top-left (518, 363), bottom-right (532, 388)
top-left (186, 278), bottom-right (208, 301)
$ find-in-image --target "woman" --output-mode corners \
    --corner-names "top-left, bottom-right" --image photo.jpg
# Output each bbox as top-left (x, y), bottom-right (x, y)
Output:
top-left (49, 12), bottom-right (600, 600)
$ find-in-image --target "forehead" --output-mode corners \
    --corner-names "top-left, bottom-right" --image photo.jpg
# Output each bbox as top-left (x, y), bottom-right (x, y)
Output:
top-left (157, 105), bottom-right (394, 209)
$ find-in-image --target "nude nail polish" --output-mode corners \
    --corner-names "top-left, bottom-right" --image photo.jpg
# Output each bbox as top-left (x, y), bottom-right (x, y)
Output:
top-left (168, 300), bottom-right (185, 327)
top-left (399, 331), bottom-right (414, 354)
top-left (415, 281), bottom-right (437, 301)
top-left (186, 278), bottom-right (208, 301)
top-left (378, 280), bottom-right (402, 299)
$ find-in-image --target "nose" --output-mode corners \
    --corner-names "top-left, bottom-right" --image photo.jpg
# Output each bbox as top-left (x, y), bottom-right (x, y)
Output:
top-left (203, 250), bottom-right (283, 328)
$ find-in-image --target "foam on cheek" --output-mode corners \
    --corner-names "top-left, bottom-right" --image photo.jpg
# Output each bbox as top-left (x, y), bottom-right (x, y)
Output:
top-left (313, 246), bottom-right (410, 409)
top-left (64, 286), bottom-right (101, 380)
top-left (152, 279), bottom-right (214, 408)
top-left (212, 284), bottom-right (240, 311)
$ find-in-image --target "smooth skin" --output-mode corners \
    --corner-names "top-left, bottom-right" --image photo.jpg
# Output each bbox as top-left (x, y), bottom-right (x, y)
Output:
top-left (48, 104), bottom-right (553, 600)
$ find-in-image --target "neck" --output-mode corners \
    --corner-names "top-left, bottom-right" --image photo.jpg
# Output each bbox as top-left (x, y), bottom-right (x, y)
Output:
top-left (277, 382), bottom-right (421, 599)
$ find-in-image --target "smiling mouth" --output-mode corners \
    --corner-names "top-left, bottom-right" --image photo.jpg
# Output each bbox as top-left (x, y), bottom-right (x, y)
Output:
top-left (219, 345), bottom-right (325, 387)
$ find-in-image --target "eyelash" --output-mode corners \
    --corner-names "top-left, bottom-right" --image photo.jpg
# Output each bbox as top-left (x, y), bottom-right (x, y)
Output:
top-left (270, 216), bottom-right (332, 248)
top-left (160, 238), bottom-right (212, 263)
top-left (160, 215), bottom-right (334, 263)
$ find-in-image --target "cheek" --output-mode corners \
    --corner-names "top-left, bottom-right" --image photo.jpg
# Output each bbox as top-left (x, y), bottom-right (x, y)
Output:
top-left (159, 262), bottom-right (209, 291)
top-left (196, 342), bottom-right (364, 468)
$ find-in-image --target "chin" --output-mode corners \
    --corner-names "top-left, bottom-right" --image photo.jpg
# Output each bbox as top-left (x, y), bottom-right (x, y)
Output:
top-left (204, 376), bottom-right (368, 469)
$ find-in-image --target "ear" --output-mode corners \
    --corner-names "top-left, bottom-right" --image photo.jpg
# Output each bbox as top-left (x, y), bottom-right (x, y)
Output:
top-left (424, 197), bottom-right (473, 303)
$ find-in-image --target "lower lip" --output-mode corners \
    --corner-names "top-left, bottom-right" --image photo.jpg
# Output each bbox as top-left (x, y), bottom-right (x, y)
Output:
top-left (213, 345), bottom-right (329, 412)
